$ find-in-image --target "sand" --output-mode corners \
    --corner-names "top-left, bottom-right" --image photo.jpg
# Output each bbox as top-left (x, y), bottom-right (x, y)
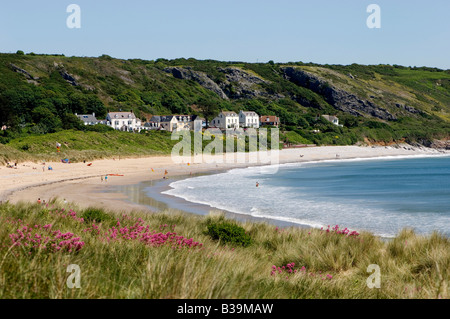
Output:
top-left (2, 145), bottom-right (448, 214)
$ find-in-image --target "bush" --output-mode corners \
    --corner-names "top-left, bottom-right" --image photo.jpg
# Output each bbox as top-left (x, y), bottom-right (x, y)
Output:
top-left (205, 221), bottom-right (252, 247)
top-left (82, 207), bottom-right (112, 224)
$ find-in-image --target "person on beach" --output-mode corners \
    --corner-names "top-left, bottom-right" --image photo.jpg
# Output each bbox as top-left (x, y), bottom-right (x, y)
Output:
top-left (37, 198), bottom-right (41, 204)
top-left (105, 175), bottom-right (108, 182)
top-left (101, 176), bottom-right (104, 182)
top-left (256, 182), bottom-right (259, 187)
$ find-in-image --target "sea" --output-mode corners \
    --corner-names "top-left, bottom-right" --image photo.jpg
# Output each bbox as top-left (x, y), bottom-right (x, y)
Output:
top-left (161, 155), bottom-right (450, 238)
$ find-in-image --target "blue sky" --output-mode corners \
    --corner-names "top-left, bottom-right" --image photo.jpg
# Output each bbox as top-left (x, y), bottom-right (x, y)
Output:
top-left (0, 0), bottom-right (449, 69)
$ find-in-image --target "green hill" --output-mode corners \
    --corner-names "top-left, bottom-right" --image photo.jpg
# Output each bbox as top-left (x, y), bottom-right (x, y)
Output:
top-left (1, 52), bottom-right (449, 150)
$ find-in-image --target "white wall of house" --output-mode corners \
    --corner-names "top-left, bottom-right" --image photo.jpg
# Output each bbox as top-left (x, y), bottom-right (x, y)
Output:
top-left (239, 111), bottom-right (259, 128)
top-left (106, 112), bottom-right (142, 132)
top-left (211, 112), bottom-right (239, 129)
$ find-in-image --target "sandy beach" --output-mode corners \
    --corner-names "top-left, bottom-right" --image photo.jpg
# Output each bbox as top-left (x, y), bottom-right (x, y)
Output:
top-left (2, 145), bottom-right (448, 215)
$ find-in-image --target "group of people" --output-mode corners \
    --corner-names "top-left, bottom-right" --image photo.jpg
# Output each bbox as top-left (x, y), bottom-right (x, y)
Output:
top-left (6, 162), bottom-right (17, 169)
top-left (37, 198), bottom-right (67, 204)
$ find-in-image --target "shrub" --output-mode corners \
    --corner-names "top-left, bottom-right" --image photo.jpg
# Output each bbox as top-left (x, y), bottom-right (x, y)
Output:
top-left (82, 207), bottom-right (112, 224)
top-left (205, 221), bottom-right (252, 247)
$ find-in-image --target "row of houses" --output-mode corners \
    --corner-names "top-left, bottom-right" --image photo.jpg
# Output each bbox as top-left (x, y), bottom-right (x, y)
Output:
top-left (76, 110), bottom-right (281, 132)
top-left (209, 111), bottom-right (280, 130)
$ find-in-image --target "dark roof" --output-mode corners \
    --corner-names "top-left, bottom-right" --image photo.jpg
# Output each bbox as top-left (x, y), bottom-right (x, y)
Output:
top-left (76, 114), bottom-right (97, 123)
top-left (150, 115), bottom-right (175, 122)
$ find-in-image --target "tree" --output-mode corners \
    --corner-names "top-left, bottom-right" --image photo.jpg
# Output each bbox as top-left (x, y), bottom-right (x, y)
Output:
top-left (31, 106), bottom-right (62, 133)
top-left (61, 113), bottom-right (83, 130)
top-left (197, 97), bottom-right (219, 126)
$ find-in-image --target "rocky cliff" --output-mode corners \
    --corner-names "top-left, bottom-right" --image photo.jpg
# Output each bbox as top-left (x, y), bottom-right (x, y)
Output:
top-left (282, 67), bottom-right (397, 121)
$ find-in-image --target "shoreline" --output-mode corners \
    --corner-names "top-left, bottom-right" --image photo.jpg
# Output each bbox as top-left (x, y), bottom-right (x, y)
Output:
top-left (3, 145), bottom-right (449, 234)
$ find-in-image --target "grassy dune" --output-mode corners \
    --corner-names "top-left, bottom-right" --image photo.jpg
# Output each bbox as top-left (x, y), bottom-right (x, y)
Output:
top-left (0, 130), bottom-right (177, 164)
top-left (0, 201), bottom-right (448, 299)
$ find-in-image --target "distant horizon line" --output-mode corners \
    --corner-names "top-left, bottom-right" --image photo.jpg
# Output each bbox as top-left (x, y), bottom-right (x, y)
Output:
top-left (2, 51), bottom-right (449, 71)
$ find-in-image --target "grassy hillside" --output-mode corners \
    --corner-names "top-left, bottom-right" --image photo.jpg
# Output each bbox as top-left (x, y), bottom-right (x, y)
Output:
top-left (0, 130), bottom-right (177, 163)
top-left (0, 201), bottom-right (448, 298)
top-left (0, 128), bottom-right (282, 164)
top-left (1, 52), bottom-right (450, 150)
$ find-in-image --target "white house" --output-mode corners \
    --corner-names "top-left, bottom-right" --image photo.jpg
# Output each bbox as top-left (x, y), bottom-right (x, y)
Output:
top-left (210, 111), bottom-right (239, 130)
top-left (144, 115), bottom-right (204, 132)
top-left (175, 115), bottom-right (204, 132)
top-left (239, 111), bottom-right (259, 128)
top-left (75, 113), bottom-right (98, 126)
top-left (322, 115), bottom-right (343, 127)
top-left (106, 111), bottom-right (142, 132)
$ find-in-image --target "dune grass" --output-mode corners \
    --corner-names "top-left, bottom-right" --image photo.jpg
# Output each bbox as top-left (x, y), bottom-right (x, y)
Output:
top-left (0, 201), bottom-right (448, 299)
top-left (0, 130), bottom-right (178, 164)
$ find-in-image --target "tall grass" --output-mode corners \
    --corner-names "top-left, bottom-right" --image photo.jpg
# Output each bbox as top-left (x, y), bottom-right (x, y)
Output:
top-left (0, 201), bottom-right (448, 299)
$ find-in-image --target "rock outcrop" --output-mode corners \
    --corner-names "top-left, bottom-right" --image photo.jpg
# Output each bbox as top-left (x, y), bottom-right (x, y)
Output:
top-left (217, 67), bottom-right (274, 99)
top-left (59, 69), bottom-right (78, 86)
top-left (164, 66), bottom-right (284, 101)
top-left (9, 64), bottom-right (38, 80)
top-left (164, 67), bottom-right (228, 99)
top-left (395, 103), bottom-right (423, 115)
top-left (282, 67), bottom-right (397, 121)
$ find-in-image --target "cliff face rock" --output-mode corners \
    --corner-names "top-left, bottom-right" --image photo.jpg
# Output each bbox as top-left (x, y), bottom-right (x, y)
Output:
top-left (9, 64), bottom-right (37, 81)
top-left (217, 67), bottom-right (275, 99)
top-left (428, 139), bottom-right (450, 150)
top-left (164, 67), bottom-right (229, 99)
top-left (59, 70), bottom-right (78, 86)
top-left (282, 67), bottom-right (397, 121)
top-left (164, 66), bottom-right (284, 100)
top-left (395, 103), bottom-right (423, 115)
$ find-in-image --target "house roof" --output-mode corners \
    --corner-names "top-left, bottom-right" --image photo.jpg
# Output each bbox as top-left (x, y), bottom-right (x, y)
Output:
top-left (150, 115), bottom-right (204, 122)
top-left (108, 112), bottom-right (136, 119)
top-left (240, 111), bottom-right (258, 116)
top-left (191, 115), bottom-right (205, 121)
top-left (260, 115), bottom-right (279, 123)
top-left (220, 111), bottom-right (238, 117)
top-left (150, 115), bottom-right (176, 123)
top-left (174, 115), bottom-right (193, 122)
top-left (76, 114), bottom-right (97, 122)
top-left (322, 115), bottom-right (338, 121)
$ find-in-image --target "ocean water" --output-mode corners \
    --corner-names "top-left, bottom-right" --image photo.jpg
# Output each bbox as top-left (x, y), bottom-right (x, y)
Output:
top-left (162, 155), bottom-right (450, 238)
